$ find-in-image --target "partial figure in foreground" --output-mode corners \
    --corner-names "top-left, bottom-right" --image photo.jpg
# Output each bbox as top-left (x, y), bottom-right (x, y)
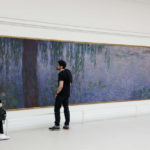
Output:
top-left (49, 60), bottom-right (72, 130)
top-left (0, 99), bottom-right (10, 140)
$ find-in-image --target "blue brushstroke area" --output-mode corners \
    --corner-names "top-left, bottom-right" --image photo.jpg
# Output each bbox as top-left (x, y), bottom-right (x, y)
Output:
top-left (0, 38), bottom-right (150, 109)
top-left (0, 37), bottom-right (23, 109)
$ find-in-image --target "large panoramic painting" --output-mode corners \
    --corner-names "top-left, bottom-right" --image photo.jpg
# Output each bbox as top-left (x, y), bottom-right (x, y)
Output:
top-left (0, 37), bottom-right (150, 109)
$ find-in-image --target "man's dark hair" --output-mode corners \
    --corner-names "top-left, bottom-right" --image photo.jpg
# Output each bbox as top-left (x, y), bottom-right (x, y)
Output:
top-left (58, 60), bottom-right (66, 69)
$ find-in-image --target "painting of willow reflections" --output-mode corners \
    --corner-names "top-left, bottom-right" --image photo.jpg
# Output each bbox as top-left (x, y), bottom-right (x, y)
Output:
top-left (0, 37), bottom-right (150, 109)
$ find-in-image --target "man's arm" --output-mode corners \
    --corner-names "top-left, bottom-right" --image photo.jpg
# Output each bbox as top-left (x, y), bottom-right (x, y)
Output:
top-left (0, 103), bottom-right (2, 108)
top-left (55, 81), bottom-right (64, 97)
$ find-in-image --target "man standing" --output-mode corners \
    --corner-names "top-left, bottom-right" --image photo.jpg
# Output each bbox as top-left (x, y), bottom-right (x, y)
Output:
top-left (49, 60), bottom-right (72, 130)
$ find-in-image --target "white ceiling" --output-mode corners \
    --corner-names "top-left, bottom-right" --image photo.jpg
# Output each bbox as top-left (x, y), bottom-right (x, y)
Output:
top-left (124, 0), bottom-right (150, 4)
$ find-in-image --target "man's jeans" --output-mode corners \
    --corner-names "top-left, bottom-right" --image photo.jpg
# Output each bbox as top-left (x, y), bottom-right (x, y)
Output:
top-left (54, 95), bottom-right (70, 126)
top-left (0, 120), bottom-right (4, 134)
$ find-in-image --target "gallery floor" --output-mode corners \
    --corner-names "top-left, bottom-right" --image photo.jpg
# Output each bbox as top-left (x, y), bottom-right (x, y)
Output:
top-left (1, 115), bottom-right (150, 150)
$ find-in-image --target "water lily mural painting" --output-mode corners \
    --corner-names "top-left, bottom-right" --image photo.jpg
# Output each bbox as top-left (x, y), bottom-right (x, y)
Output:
top-left (0, 37), bottom-right (150, 109)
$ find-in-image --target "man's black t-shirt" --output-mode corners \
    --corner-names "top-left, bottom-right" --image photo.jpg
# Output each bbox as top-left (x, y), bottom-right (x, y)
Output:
top-left (58, 69), bottom-right (72, 97)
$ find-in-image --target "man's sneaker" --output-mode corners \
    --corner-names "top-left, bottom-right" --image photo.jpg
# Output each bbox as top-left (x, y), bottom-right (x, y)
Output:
top-left (49, 125), bottom-right (60, 131)
top-left (63, 125), bottom-right (70, 130)
top-left (0, 134), bottom-right (10, 140)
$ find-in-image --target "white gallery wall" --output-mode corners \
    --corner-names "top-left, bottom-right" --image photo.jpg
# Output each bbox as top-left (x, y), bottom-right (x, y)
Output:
top-left (0, 0), bottom-right (150, 131)
top-left (0, 0), bottom-right (150, 46)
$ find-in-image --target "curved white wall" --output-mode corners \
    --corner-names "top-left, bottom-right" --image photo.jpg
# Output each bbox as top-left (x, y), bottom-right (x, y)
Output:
top-left (6, 100), bottom-right (150, 132)
top-left (0, 0), bottom-right (150, 131)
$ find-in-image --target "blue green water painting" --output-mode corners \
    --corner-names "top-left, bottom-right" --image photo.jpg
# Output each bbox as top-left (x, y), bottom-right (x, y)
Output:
top-left (0, 37), bottom-right (150, 109)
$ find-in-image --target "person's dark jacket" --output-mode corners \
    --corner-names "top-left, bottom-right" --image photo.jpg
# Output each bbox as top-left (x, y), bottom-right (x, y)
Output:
top-left (0, 107), bottom-right (6, 121)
